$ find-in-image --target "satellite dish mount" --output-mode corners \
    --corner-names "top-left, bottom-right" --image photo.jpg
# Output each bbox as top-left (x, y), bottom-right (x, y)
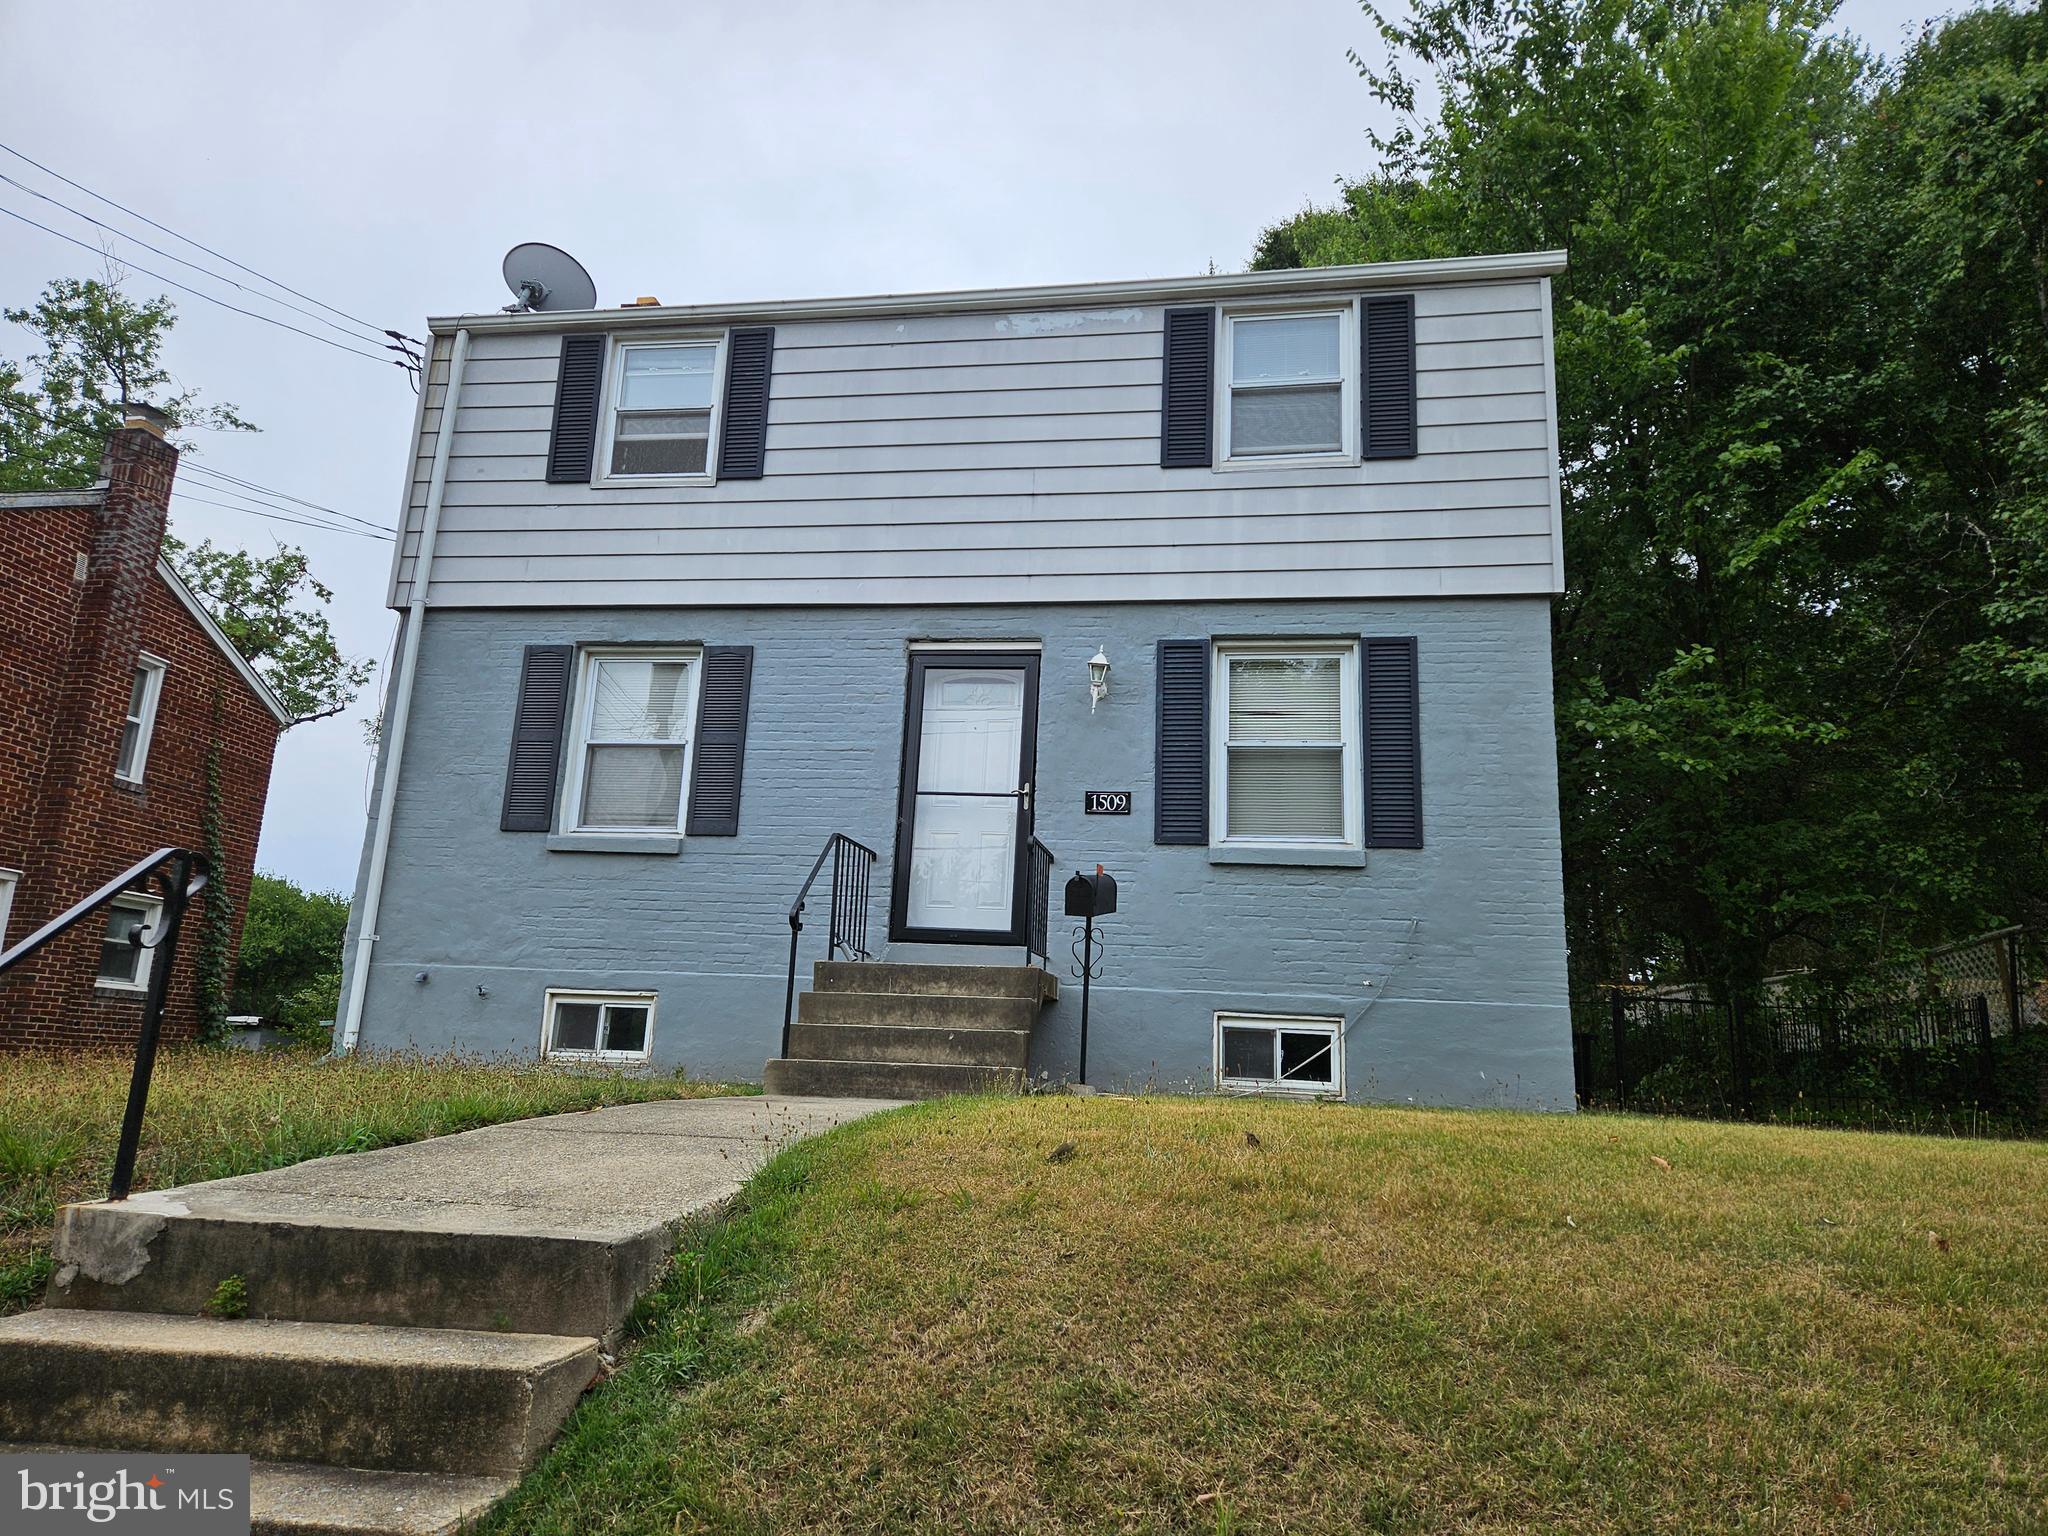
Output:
top-left (501, 242), bottom-right (598, 313)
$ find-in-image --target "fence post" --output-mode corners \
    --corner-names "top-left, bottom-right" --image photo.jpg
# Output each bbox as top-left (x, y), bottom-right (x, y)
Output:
top-left (1972, 993), bottom-right (1996, 1108)
top-left (2001, 931), bottom-right (2025, 1036)
top-left (1610, 989), bottom-right (1629, 1107)
top-left (108, 854), bottom-right (195, 1203)
top-left (1727, 994), bottom-right (1750, 1117)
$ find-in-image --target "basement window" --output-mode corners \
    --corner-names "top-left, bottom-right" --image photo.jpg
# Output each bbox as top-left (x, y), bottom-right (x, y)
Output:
top-left (543, 989), bottom-right (655, 1063)
top-left (114, 654), bottom-right (168, 783)
top-left (1215, 1012), bottom-right (1343, 1097)
top-left (96, 893), bottom-right (164, 992)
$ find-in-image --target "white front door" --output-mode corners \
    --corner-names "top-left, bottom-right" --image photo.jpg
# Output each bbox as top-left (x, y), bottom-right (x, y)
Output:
top-left (903, 663), bottom-right (1031, 936)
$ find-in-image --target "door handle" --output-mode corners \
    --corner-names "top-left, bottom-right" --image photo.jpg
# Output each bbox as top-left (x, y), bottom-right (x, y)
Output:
top-left (1020, 781), bottom-right (1032, 813)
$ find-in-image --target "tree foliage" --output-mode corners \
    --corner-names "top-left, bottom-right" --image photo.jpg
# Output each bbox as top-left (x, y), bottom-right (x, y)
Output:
top-left (164, 536), bottom-right (373, 725)
top-left (1253, 0), bottom-right (2048, 995)
top-left (231, 873), bottom-right (350, 1026)
top-left (0, 274), bottom-right (251, 490)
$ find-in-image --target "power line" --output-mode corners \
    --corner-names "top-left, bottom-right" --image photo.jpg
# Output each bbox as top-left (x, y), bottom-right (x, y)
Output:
top-left (170, 475), bottom-right (396, 539)
top-left (0, 139), bottom-right (403, 342)
top-left (0, 169), bottom-right (392, 348)
top-left (170, 488), bottom-right (393, 542)
top-left (0, 202), bottom-right (402, 368)
top-left (180, 462), bottom-right (398, 536)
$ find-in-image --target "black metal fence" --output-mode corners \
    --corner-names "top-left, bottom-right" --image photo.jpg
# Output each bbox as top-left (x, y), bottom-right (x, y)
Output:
top-left (1574, 928), bottom-right (2046, 1137)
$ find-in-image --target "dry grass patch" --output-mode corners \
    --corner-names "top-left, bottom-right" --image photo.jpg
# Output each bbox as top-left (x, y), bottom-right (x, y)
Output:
top-left (491, 1095), bottom-right (2047, 1535)
top-left (0, 1047), bottom-right (741, 1311)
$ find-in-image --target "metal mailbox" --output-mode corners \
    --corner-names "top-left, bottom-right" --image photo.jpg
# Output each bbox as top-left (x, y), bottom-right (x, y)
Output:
top-left (1064, 868), bottom-right (1118, 919)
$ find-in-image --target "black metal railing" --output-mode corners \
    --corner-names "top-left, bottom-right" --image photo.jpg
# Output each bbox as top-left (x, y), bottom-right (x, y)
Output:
top-left (1024, 837), bottom-right (1054, 967)
top-left (782, 833), bottom-right (878, 1056)
top-left (0, 848), bottom-right (211, 1200)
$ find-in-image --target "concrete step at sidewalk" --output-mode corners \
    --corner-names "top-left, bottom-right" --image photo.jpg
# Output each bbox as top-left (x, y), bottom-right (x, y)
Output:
top-left (0, 1310), bottom-right (598, 1477)
top-left (813, 960), bottom-right (1057, 1003)
top-left (787, 1020), bottom-right (1032, 1068)
top-left (764, 1058), bottom-right (1026, 1099)
top-left (247, 1459), bottom-right (513, 1536)
top-left (798, 987), bottom-right (1040, 1031)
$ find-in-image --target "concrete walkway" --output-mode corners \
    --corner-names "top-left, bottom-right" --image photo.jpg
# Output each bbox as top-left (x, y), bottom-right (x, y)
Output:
top-left (0, 1094), bottom-right (900, 1534)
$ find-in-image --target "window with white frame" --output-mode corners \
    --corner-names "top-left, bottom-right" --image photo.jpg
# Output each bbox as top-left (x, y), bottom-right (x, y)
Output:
top-left (1222, 308), bottom-right (1354, 462)
top-left (1217, 1012), bottom-right (1343, 1096)
top-left (1211, 641), bottom-right (1360, 846)
top-left (562, 650), bottom-right (701, 833)
top-left (603, 340), bottom-right (722, 478)
top-left (114, 654), bottom-right (167, 783)
top-left (0, 869), bottom-right (18, 947)
top-left (543, 989), bottom-right (655, 1062)
top-left (97, 893), bottom-right (163, 991)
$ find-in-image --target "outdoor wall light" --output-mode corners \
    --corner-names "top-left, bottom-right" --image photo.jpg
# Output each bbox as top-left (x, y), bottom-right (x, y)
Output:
top-left (1088, 646), bottom-right (1112, 713)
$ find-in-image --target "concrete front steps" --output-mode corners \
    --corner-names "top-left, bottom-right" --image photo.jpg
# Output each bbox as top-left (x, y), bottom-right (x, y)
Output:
top-left (0, 1097), bottom-right (895, 1536)
top-left (763, 960), bottom-right (1057, 1098)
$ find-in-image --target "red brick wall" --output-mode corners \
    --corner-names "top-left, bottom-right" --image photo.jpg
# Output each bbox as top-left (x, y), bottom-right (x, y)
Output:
top-left (0, 426), bottom-right (283, 1050)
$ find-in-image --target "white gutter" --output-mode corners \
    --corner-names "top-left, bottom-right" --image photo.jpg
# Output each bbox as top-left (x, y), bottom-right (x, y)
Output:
top-left (338, 326), bottom-right (470, 1053)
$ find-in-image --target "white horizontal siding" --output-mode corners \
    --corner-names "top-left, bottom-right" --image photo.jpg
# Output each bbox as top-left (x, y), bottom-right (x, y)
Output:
top-left (392, 276), bottom-right (1560, 608)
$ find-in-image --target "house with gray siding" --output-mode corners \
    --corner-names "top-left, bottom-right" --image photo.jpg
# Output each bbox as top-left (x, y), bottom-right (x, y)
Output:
top-left (337, 250), bottom-right (1575, 1108)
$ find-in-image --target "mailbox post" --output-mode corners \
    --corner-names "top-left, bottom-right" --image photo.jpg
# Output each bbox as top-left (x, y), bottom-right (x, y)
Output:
top-left (1063, 866), bottom-right (1117, 1084)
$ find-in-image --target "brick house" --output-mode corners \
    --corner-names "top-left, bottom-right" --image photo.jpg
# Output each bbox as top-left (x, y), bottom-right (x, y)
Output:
top-left (0, 409), bottom-right (291, 1050)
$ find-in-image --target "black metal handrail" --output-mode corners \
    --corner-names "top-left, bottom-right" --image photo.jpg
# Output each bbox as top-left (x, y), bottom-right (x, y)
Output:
top-left (1024, 837), bottom-right (1054, 967)
top-left (0, 847), bottom-right (211, 1201)
top-left (782, 833), bottom-right (878, 1056)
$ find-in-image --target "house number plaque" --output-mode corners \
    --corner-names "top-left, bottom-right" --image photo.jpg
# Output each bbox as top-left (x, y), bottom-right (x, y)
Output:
top-left (1084, 791), bottom-right (1132, 815)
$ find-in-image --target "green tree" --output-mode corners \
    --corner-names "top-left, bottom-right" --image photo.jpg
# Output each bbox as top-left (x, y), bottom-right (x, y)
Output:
top-left (163, 536), bottom-right (373, 725)
top-left (231, 873), bottom-right (350, 1026)
top-left (0, 274), bottom-right (251, 490)
top-left (1252, 0), bottom-right (2048, 997)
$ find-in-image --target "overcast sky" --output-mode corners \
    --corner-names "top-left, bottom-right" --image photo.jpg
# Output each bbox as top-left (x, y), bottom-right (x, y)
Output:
top-left (0, 0), bottom-right (1941, 894)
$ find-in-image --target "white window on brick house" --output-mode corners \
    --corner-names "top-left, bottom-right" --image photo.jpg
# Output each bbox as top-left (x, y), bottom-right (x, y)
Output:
top-left (114, 653), bottom-right (168, 783)
top-left (542, 989), bottom-right (655, 1063)
top-left (600, 339), bottom-right (724, 480)
top-left (561, 650), bottom-right (701, 833)
top-left (97, 893), bottom-right (163, 992)
top-left (1220, 307), bottom-right (1355, 464)
top-left (0, 868), bottom-right (19, 947)
top-left (1209, 641), bottom-right (1361, 848)
top-left (1216, 1012), bottom-right (1343, 1096)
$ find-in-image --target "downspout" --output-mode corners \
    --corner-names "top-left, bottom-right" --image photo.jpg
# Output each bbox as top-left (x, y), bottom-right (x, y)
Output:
top-left (339, 326), bottom-right (471, 1052)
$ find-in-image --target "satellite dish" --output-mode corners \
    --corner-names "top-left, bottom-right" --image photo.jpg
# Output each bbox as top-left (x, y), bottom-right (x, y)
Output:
top-left (501, 242), bottom-right (597, 313)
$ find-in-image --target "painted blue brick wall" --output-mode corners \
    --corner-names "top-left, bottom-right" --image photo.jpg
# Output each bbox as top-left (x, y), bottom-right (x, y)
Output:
top-left (339, 597), bottom-right (1574, 1108)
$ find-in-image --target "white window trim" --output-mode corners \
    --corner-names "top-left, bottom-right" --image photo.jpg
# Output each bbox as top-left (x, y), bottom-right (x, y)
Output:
top-left (1215, 1011), bottom-right (1345, 1098)
top-left (558, 646), bottom-right (703, 837)
top-left (1215, 300), bottom-right (1359, 470)
top-left (1209, 639), bottom-right (1363, 851)
top-left (0, 868), bottom-right (19, 948)
top-left (593, 333), bottom-right (729, 488)
top-left (542, 988), bottom-right (657, 1064)
top-left (114, 653), bottom-right (168, 784)
top-left (97, 891), bottom-right (164, 993)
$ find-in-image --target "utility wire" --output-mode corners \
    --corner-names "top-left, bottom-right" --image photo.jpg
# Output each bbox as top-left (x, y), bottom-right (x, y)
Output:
top-left (0, 169), bottom-right (393, 348)
top-left (0, 202), bottom-right (401, 368)
top-left (176, 478), bottom-right (397, 540)
top-left (170, 488), bottom-right (393, 542)
top-left (0, 139), bottom-right (407, 343)
top-left (180, 461), bottom-right (398, 535)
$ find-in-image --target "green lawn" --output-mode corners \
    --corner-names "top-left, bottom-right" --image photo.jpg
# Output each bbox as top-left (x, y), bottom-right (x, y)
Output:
top-left (487, 1095), bottom-right (2047, 1535)
top-left (0, 1047), bottom-right (742, 1313)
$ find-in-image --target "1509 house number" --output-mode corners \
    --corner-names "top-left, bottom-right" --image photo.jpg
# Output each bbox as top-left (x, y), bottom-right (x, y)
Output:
top-left (1084, 791), bottom-right (1132, 815)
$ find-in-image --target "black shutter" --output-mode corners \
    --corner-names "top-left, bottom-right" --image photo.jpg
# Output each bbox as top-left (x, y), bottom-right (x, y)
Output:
top-left (1363, 636), bottom-right (1422, 848)
top-left (545, 334), bottom-right (607, 484)
top-left (1361, 294), bottom-right (1417, 460)
top-left (1159, 307), bottom-right (1215, 468)
top-left (1155, 639), bottom-right (1209, 844)
top-left (716, 327), bottom-right (775, 480)
top-left (501, 645), bottom-right (574, 832)
top-left (685, 646), bottom-right (755, 837)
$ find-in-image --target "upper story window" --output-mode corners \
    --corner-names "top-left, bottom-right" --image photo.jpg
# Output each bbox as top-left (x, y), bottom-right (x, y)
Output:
top-left (1210, 641), bottom-right (1361, 848)
top-left (561, 650), bottom-right (701, 833)
top-left (1222, 308), bottom-right (1355, 464)
top-left (601, 340), bottom-right (723, 480)
top-left (114, 654), bottom-right (167, 784)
